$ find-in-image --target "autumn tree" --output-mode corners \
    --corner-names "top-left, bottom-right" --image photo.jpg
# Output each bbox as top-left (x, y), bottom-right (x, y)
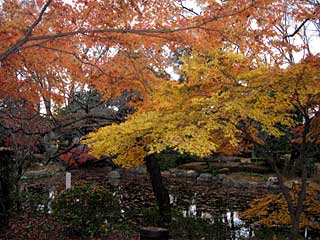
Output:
top-left (82, 49), bottom-right (320, 235)
top-left (1, 0), bottom-right (319, 234)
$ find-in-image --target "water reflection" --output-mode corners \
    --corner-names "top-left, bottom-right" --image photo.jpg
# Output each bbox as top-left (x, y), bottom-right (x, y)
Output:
top-left (170, 192), bottom-right (254, 239)
top-left (28, 175), bottom-right (318, 239)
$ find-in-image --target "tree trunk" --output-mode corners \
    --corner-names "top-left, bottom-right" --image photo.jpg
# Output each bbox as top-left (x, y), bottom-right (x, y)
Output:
top-left (145, 154), bottom-right (171, 227)
top-left (290, 219), bottom-right (300, 240)
top-left (0, 148), bottom-right (14, 228)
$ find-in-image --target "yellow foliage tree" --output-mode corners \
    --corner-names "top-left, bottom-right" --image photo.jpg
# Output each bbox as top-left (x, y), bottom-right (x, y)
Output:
top-left (82, 50), bottom-right (319, 235)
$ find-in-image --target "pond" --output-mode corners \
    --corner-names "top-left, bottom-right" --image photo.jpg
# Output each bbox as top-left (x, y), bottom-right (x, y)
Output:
top-left (20, 170), bottom-right (320, 239)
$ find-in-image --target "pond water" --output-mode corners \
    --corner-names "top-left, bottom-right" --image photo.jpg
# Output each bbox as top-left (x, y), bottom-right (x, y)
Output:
top-left (108, 175), bottom-right (318, 240)
top-left (27, 172), bottom-right (319, 239)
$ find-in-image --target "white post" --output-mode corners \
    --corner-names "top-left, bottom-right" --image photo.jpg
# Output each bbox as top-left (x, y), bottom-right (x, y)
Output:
top-left (66, 172), bottom-right (71, 190)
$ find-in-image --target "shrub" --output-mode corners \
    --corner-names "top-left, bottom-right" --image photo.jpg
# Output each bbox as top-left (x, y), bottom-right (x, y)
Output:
top-left (52, 184), bottom-right (120, 237)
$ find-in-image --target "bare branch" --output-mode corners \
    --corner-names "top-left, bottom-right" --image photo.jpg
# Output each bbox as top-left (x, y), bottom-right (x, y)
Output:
top-left (178, 1), bottom-right (200, 16)
top-left (284, 18), bottom-right (310, 39)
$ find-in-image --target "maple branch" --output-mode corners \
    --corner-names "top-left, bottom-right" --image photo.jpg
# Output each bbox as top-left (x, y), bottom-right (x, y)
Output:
top-left (0, 5), bottom-right (251, 62)
top-left (0, 0), bottom-right (52, 62)
top-left (178, 1), bottom-right (200, 16)
top-left (284, 18), bottom-right (310, 39)
top-left (23, 44), bottom-right (106, 74)
top-left (28, 7), bottom-right (250, 40)
top-left (1, 113), bottom-right (121, 136)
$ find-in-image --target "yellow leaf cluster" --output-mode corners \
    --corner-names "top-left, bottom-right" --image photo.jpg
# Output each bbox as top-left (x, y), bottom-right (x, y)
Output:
top-left (82, 50), bottom-right (320, 168)
top-left (240, 183), bottom-right (320, 230)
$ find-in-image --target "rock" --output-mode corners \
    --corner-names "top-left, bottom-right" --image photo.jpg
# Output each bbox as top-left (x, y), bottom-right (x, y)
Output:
top-left (268, 184), bottom-right (280, 190)
top-left (237, 179), bottom-right (254, 188)
top-left (186, 170), bottom-right (199, 178)
top-left (214, 154), bottom-right (239, 163)
top-left (169, 168), bottom-right (178, 174)
top-left (128, 165), bottom-right (147, 174)
top-left (22, 164), bottom-right (65, 180)
top-left (197, 173), bottom-right (212, 182)
top-left (267, 176), bottom-right (279, 184)
top-left (161, 171), bottom-right (171, 177)
top-left (219, 176), bottom-right (258, 188)
top-left (247, 181), bottom-right (259, 188)
top-left (284, 180), bottom-right (299, 189)
top-left (240, 158), bottom-right (252, 164)
top-left (267, 176), bottom-right (279, 189)
top-left (218, 168), bottom-right (230, 174)
top-left (222, 176), bottom-right (233, 186)
top-left (175, 170), bottom-right (185, 177)
top-left (280, 154), bottom-right (291, 161)
top-left (168, 168), bottom-right (186, 177)
top-left (108, 170), bottom-right (120, 179)
top-left (315, 163), bottom-right (320, 174)
top-left (217, 174), bottom-right (226, 182)
top-left (109, 178), bottom-right (120, 187)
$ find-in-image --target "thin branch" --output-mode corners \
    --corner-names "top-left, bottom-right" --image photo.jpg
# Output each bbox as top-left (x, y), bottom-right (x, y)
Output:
top-left (284, 19), bottom-right (310, 39)
top-left (178, 2), bottom-right (200, 16)
top-left (22, 44), bottom-right (106, 74)
top-left (0, 0), bottom-right (52, 62)
top-left (45, 143), bottom-right (80, 164)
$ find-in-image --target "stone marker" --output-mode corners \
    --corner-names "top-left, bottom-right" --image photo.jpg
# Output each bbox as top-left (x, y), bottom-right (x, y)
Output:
top-left (66, 172), bottom-right (71, 190)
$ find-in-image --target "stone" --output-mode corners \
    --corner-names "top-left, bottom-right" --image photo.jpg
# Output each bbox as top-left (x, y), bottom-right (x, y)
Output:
top-left (222, 176), bottom-right (237, 187)
top-left (315, 163), bottom-right (320, 174)
top-left (169, 168), bottom-right (178, 174)
top-left (235, 179), bottom-right (250, 188)
top-left (108, 170), bottom-right (120, 179)
top-left (66, 172), bottom-right (71, 190)
top-left (240, 158), bottom-right (252, 164)
top-left (175, 170), bottom-right (185, 177)
top-left (267, 176), bottom-right (279, 189)
top-left (214, 154), bottom-right (239, 163)
top-left (267, 176), bottom-right (279, 184)
top-left (186, 170), bottom-right (199, 178)
top-left (161, 171), bottom-right (171, 177)
top-left (109, 178), bottom-right (120, 187)
top-left (247, 181), bottom-right (259, 188)
top-left (197, 173), bottom-right (212, 182)
top-left (218, 168), bottom-right (230, 174)
top-left (128, 165), bottom-right (147, 174)
top-left (284, 180), bottom-right (299, 189)
top-left (217, 174), bottom-right (226, 182)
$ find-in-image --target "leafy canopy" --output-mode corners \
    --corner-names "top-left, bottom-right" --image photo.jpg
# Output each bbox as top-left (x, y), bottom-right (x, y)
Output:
top-left (82, 50), bottom-right (320, 168)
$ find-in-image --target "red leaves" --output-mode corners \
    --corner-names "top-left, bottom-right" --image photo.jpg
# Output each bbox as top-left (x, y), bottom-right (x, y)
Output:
top-left (59, 144), bottom-right (96, 167)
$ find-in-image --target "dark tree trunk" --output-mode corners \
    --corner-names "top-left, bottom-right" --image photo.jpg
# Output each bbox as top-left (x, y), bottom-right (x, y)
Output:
top-left (0, 148), bottom-right (14, 228)
top-left (270, 153), bottom-right (307, 240)
top-left (145, 154), bottom-right (171, 227)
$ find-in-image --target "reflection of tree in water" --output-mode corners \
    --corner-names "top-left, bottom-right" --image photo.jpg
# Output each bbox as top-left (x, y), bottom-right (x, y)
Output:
top-left (66, 171), bottom-right (290, 239)
top-left (168, 187), bottom-right (255, 240)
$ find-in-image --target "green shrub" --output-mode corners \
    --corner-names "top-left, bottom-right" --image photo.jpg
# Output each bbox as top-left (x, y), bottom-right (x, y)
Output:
top-left (52, 184), bottom-right (120, 237)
